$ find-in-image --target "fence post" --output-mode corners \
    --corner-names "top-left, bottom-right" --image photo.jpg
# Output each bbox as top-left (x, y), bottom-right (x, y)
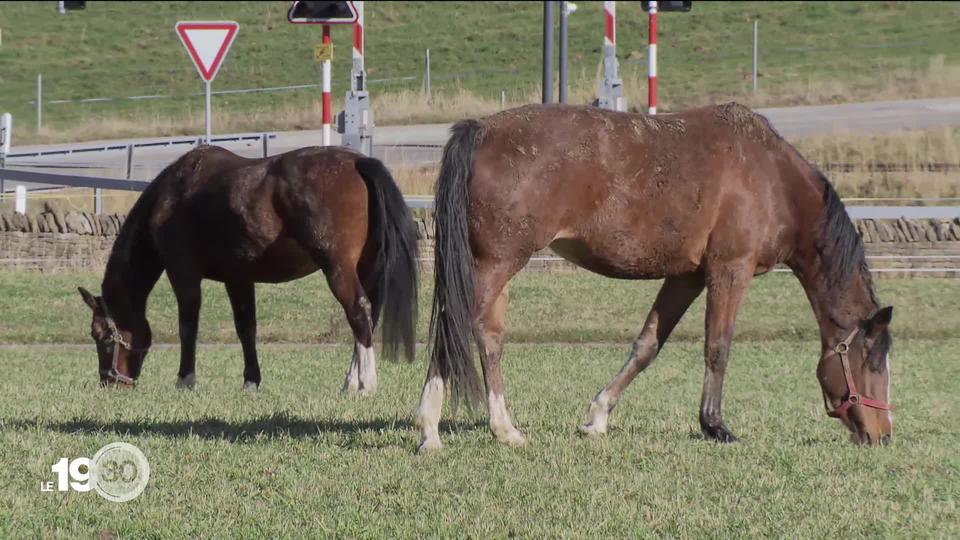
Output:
top-left (752, 20), bottom-right (759, 94)
top-left (424, 48), bottom-right (431, 100)
top-left (37, 74), bottom-right (42, 131)
top-left (15, 185), bottom-right (26, 214)
top-left (500, 90), bottom-right (506, 110)
top-left (0, 113), bottom-right (11, 198)
top-left (262, 133), bottom-right (269, 158)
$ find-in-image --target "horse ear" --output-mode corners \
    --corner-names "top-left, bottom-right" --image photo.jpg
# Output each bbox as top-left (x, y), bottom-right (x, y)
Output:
top-left (866, 306), bottom-right (893, 337)
top-left (78, 287), bottom-right (99, 311)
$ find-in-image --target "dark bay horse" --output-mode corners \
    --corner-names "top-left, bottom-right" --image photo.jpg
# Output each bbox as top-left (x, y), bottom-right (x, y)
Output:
top-left (417, 103), bottom-right (894, 452)
top-left (79, 145), bottom-right (418, 393)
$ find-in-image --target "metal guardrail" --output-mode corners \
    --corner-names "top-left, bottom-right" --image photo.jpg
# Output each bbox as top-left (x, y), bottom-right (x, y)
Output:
top-left (7, 133), bottom-right (276, 160)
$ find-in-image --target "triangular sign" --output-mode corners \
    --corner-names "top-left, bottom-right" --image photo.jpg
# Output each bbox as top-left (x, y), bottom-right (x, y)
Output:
top-left (175, 21), bottom-right (239, 82)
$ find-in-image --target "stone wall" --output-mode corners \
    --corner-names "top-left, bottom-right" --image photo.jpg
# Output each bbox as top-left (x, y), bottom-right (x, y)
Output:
top-left (2, 206), bottom-right (958, 275)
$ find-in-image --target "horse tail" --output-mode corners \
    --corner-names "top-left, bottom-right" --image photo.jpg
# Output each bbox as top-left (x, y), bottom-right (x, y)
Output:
top-left (429, 119), bottom-right (485, 406)
top-left (355, 157), bottom-right (419, 363)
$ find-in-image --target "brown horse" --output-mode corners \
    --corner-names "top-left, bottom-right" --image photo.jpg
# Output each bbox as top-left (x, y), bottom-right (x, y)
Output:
top-left (78, 145), bottom-right (418, 393)
top-left (417, 103), bottom-right (894, 452)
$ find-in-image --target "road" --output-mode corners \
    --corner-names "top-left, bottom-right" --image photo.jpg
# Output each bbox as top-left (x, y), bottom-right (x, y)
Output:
top-left (4, 96), bottom-right (960, 191)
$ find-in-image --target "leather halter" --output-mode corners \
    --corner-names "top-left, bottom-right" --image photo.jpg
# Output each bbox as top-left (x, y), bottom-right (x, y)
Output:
top-left (99, 304), bottom-right (149, 386)
top-left (823, 326), bottom-right (893, 418)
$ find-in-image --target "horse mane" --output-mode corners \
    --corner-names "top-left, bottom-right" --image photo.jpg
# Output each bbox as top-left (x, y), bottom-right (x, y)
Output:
top-left (814, 170), bottom-right (879, 309)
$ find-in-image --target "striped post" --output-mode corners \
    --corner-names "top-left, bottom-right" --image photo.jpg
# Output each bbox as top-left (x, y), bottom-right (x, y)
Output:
top-left (604, 1), bottom-right (615, 51)
top-left (352, 0), bottom-right (364, 91)
top-left (321, 24), bottom-right (331, 145)
top-left (648, 1), bottom-right (658, 115)
top-left (597, 1), bottom-right (624, 111)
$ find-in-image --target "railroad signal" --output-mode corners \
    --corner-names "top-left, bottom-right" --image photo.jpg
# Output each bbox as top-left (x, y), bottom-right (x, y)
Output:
top-left (642, 1), bottom-right (691, 12)
top-left (287, 1), bottom-right (358, 24)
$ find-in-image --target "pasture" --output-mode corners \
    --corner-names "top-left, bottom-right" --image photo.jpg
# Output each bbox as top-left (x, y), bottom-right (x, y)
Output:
top-left (1, 271), bottom-right (958, 537)
top-left (3, 1), bottom-right (959, 143)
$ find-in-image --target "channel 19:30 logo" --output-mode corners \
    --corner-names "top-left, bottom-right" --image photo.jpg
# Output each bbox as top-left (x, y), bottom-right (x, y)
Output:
top-left (42, 442), bottom-right (150, 502)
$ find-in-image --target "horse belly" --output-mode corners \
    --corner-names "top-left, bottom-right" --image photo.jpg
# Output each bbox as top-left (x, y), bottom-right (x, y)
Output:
top-left (246, 237), bottom-right (319, 282)
top-left (549, 235), bottom-right (701, 279)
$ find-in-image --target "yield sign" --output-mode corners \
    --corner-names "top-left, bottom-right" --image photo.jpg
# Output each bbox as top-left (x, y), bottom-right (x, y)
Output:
top-left (175, 21), bottom-right (239, 82)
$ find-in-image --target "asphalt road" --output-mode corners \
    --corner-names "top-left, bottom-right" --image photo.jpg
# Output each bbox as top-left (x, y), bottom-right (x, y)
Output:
top-left (4, 96), bottom-right (960, 192)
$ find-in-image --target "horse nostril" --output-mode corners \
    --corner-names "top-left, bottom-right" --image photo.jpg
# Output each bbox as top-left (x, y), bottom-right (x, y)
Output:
top-left (880, 434), bottom-right (892, 446)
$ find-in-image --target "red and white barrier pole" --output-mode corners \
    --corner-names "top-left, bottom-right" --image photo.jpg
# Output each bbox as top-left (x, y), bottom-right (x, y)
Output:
top-left (648, 1), bottom-right (658, 115)
top-left (352, 0), bottom-right (364, 91)
top-left (604, 1), bottom-right (615, 50)
top-left (321, 24), bottom-right (331, 145)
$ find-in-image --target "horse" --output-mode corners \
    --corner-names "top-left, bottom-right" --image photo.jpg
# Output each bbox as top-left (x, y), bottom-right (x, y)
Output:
top-left (416, 103), bottom-right (894, 453)
top-left (78, 144), bottom-right (418, 394)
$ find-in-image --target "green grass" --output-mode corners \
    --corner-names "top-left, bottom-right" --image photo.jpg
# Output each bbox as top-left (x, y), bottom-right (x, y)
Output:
top-left (1, 1), bottom-right (958, 142)
top-left (1, 340), bottom-right (958, 537)
top-left (0, 272), bottom-right (958, 536)
top-left (1, 271), bottom-right (957, 346)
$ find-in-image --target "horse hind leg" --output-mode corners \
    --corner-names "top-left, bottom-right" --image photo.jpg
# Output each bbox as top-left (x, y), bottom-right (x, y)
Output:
top-left (325, 264), bottom-right (378, 397)
top-left (580, 274), bottom-right (704, 436)
top-left (479, 280), bottom-right (526, 447)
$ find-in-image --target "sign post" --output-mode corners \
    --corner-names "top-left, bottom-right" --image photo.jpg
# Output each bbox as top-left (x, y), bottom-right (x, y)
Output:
top-left (641, 1), bottom-right (692, 115)
top-left (337, 0), bottom-right (373, 155)
top-left (174, 21), bottom-right (239, 143)
top-left (287, 1), bottom-right (360, 148)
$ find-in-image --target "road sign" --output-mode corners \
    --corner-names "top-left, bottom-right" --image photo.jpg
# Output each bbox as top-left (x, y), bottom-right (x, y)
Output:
top-left (642, 1), bottom-right (692, 12)
top-left (174, 21), bottom-right (240, 82)
top-left (314, 42), bottom-right (334, 62)
top-left (288, 1), bottom-right (358, 24)
top-left (175, 21), bottom-right (239, 144)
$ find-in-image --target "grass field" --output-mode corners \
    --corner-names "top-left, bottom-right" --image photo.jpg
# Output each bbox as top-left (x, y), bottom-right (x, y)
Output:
top-left (1, 1), bottom-right (959, 143)
top-left (0, 271), bottom-right (959, 537)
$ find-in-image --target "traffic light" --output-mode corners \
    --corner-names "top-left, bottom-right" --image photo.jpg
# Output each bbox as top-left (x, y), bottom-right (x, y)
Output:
top-left (287, 1), bottom-right (358, 24)
top-left (642, 1), bottom-right (692, 12)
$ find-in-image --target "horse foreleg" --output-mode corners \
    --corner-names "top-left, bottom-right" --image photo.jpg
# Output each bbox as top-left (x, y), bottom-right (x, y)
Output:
top-left (699, 262), bottom-right (753, 443)
top-left (580, 274), bottom-right (704, 436)
top-left (226, 281), bottom-right (261, 390)
top-left (171, 275), bottom-right (202, 389)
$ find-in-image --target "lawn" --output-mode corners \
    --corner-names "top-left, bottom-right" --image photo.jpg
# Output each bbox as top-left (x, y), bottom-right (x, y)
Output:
top-left (0, 271), bottom-right (958, 537)
top-left (1, 1), bottom-right (958, 142)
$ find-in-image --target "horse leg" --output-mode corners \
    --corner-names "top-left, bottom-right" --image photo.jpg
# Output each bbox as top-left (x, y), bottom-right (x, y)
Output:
top-left (580, 274), bottom-right (704, 436)
top-left (171, 276), bottom-right (202, 389)
top-left (415, 257), bottom-right (525, 452)
top-left (479, 285), bottom-right (526, 446)
top-left (325, 266), bottom-right (377, 396)
top-left (226, 281), bottom-right (261, 390)
top-left (699, 263), bottom-right (753, 443)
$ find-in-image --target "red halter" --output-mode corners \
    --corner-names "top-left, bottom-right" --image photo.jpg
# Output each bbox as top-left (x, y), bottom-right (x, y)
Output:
top-left (824, 327), bottom-right (893, 418)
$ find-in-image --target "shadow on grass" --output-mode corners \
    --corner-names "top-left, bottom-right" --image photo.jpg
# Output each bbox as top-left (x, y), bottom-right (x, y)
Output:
top-left (7, 413), bottom-right (486, 446)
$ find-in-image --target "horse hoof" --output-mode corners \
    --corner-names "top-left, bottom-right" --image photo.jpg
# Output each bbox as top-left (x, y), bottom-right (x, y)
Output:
top-left (578, 423), bottom-right (607, 438)
top-left (416, 437), bottom-right (443, 454)
top-left (702, 425), bottom-right (738, 443)
top-left (175, 373), bottom-right (196, 390)
top-left (242, 381), bottom-right (259, 391)
top-left (495, 429), bottom-right (528, 447)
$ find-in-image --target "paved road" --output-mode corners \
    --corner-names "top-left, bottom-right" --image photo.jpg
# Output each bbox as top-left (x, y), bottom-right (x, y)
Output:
top-left (4, 96), bottom-right (960, 191)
